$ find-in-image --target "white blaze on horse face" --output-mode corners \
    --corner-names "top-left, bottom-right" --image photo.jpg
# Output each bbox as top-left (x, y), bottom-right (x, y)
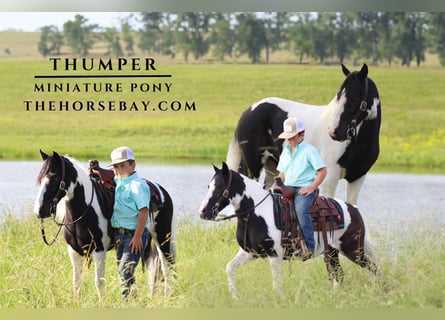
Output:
top-left (33, 176), bottom-right (50, 215)
top-left (327, 89), bottom-right (347, 138)
top-left (198, 179), bottom-right (216, 215)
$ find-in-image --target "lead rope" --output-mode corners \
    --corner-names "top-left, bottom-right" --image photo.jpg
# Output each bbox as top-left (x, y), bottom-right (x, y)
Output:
top-left (40, 218), bottom-right (63, 246)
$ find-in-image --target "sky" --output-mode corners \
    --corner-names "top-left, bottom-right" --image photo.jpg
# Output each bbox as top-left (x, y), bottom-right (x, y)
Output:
top-left (0, 12), bottom-right (136, 32)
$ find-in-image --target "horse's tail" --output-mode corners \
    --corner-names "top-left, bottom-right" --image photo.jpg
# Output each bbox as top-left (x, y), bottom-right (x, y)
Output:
top-left (144, 185), bottom-right (175, 296)
top-left (226, 135), bottom-right (242, 172)
top-left (360, 210), bottom-right (379, 274)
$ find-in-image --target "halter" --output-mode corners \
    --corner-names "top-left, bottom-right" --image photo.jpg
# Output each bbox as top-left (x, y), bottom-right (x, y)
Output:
top-left (346, 77), bottom-right (369, 139)
top-left (40, 155), bottom-right (95, 246)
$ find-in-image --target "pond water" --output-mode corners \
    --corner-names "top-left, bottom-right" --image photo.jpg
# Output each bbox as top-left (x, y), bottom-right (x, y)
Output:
top-left (1, 161), bottom-right (444, 232)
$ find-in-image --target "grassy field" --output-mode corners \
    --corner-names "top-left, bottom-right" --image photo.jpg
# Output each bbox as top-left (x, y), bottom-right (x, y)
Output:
top-left (1, 32), bottom-right (444, 315)
top-left (0, 213), bottom-right (443, 308)
top-left (0, 59), bottom-right (444, 171)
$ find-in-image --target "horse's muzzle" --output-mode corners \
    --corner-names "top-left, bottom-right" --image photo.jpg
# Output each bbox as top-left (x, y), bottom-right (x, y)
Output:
top-left (198, 208), bottom-right (218, 221)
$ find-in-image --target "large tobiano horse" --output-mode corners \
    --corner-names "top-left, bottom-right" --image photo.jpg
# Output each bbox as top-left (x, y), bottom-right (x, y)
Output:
top-left (226, 64), bottom-right (381, 204)
top-left (34, 150), bottom-right (175, 300)
top-left (199, 163), bottom-right (378, 299)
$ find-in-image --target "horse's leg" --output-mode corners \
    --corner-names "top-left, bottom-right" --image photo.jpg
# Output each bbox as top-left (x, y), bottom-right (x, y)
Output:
top-left (226, 249), bottom-right (254, 300)
top-left (319, 165), bottom-right (340, 198)
top-left (92, 250), bottom-right (106, 301)
top-left (354, 239), bottom-right (382, 280)
top-left (324, 247), bottom-right (344, 289)
top-left (67, 246), bottom-right (84, 300)
top-left (343, 205), bottom-right (380, 276)
top-left (345, 175), bottom-right (366, 205)
top-left (226, 137), bottom-right (242, 171)
top-left (146, 240), bottom-right (161, 297)
top-left (262, 153), bottom-right (278, 189)
top-left (268, 256), bottom-right (284, 297)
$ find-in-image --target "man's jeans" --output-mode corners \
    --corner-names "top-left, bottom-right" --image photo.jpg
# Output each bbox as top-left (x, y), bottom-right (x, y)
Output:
top-left (293, 188), bottom-right (316, 252)
top-left (114, 228), bottom-right (149, 299)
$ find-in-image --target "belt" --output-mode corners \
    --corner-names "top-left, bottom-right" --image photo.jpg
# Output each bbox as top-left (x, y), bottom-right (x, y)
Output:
top-left (116, 227), bottom-right (135, 235)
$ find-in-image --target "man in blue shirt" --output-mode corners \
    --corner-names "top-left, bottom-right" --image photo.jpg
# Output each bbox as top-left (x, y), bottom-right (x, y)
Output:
top-left (110, 146), bottom-right (151, 299)
top-left (277, 117), bottom-right (327, 257)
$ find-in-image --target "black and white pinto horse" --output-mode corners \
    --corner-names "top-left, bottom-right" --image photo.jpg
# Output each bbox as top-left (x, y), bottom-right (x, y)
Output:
top-left (226, 64), bottom-right (381, 204)
top-left (34, 150), bottom-right (175, 300)
top-left (199, 163), bottom-right (378, 299)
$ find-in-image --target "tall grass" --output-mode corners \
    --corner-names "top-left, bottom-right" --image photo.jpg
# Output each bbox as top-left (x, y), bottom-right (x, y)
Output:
top-left (1, 211), bottom-right (443, 308)
top-left (0, 60), bottom-right (444, 171)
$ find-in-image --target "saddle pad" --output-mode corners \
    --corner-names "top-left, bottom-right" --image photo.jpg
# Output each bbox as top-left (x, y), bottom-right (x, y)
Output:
top-left (144, 179), bottom-right (164, 209)
top-left (89, 160), bottom-right (165, 213)
top-left (272, 193), bottom-right (284, 230)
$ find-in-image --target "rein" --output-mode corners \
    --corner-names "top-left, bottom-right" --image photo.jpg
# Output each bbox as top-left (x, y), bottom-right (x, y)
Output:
top-left (212, 167), bottom-right (271, 221)
top-left (347, 77), bottom-right (369, 139)
top-left (40, 156), bottom-right (95, 246)
top-left (40, 219), bottom-right (63, 246)
top-left (215, 191), bottom-right (271, 221)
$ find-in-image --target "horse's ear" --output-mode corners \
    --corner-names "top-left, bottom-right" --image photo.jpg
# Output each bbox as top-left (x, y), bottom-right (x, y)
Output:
top-left (341, 64), bottom-right (350, 76)
top-left (52, 151), bottom-right (60, 160)
top-left (221, 162), bottom-right (229, 174)
top-left (40, 149), bottom-right (48, 160)
top-left (358, 63), bottom-right (368, 80)
top-left (212, 164), bottom-right (219, 172)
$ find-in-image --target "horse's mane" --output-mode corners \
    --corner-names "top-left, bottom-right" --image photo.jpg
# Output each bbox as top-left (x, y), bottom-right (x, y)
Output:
top-left (64, 155), bottom-right (90, 180)
top-left (236, 171), bottom-right (269, 196)
top-left (37, 154), bottom-right (89, 184)
top-left (37, 159), bottom-right (51, 184)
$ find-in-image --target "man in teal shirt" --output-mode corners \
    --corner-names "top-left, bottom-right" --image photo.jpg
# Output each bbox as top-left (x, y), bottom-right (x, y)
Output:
top-left (277, 117), bottom-right (327, 257)
top-left (110, 146), bottom-right (151, 299)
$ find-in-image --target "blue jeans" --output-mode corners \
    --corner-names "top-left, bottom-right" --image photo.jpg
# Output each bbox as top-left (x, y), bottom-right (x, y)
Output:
top-left (114, 228), bottom-right (149, 299)
top-left (293, 188), bottom-right (316, 252)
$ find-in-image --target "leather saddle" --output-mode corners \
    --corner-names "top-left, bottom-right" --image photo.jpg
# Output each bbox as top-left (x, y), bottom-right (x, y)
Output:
top-left (271, 177), bottom-right (344, 259)
top-left (88, 160), bottom-right (163, 218)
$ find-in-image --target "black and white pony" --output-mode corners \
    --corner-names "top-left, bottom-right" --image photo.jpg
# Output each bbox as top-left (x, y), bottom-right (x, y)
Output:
top-left (34, 150), bottom-right (175, 300)
top-left (226, 64), bottom-right (381, 204)
top-left (199, 163), bottom-right (378, 299)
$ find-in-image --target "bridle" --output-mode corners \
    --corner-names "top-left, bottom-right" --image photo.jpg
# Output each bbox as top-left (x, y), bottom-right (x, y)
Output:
top-left (346, 76), bottom-right (369, 139)
top-left (211, 169), bottom-right (271, 221)
top-left (49, 155), bottom-right (67, 217)
top-left (211, 168), bottom-right (233, 218)
top-left (40, 155), bottom-right (94, 246)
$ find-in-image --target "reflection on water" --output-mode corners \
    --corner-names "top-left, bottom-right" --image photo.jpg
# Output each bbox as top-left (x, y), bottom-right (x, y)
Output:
top-left (1, 161), bottom-right (444, 231)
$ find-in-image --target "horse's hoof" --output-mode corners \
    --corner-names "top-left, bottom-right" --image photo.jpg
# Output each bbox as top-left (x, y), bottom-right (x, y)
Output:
top-left (298, 252), bottom-right (313, 261)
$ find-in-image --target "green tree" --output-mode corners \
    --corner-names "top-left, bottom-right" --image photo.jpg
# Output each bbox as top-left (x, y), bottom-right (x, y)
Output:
top-left (393, 13), bottom-right (427, 66)
top-left (429, 12), bottom-right (445, 67)
top-left (235, 13), bottom-right (267, 63)
top-left (209, 13), bottom-right (235, 61)
top-left (355, 12), bottom-right (382, 64)
top-left (312, 13), bottom-right (335, 63)
top-left (63, 14), bottom-right (98, 55)
top-left (175, 12), bottom-right (211, 61)
top-left (102, 27), bottom-right (123, 57)
top-left (333, 12), bottom-right (356, 64)
top-left (289, 13), bottom-right (315, 63)
top-left (138, 12), bottom-right (165, 54)
top-left (373, 12), bottom-right (398, 66)
top-left (263, 12), bottom-right (289, 64)
top-left (38, 25), bottom-right (63, 57)
top-left (121, 19), bottom-right (134, 55)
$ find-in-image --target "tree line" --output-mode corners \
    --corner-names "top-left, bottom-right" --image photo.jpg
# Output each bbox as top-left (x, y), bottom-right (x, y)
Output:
top-left (38, 12), bottom-right (445, 67)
